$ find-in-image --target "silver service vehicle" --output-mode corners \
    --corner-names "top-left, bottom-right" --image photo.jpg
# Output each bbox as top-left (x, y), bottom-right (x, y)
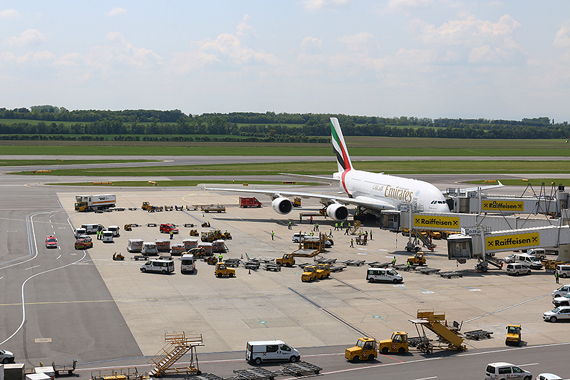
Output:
top-left (506, 263), bottom-right (531, 276)
top-left (181, 254), bottom-right (196, 274)
top-left (366, 268), bottom-right (403, 283)
top-left (246, 340), bottom-right (300, 365)
top-left (140, 259), bottom-right (174, 274)
top-left (543, 305), bottom-right (570, 322)
top-left (551, 284), bottom-right (570, 298)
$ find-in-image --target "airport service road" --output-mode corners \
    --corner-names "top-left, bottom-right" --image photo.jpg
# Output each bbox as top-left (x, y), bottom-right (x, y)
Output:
top-left (69, 343), bottom-right (570, 380)
top-left (0, 180), bottom-right (141, 365)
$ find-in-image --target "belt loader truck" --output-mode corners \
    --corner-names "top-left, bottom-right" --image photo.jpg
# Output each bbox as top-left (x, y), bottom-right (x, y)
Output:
top-left (75, 194), bottom-right (116, 212)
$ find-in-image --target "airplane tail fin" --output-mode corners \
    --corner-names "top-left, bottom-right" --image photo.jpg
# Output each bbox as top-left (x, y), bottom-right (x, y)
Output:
top-left (330, 117), bottom-right (353, 173)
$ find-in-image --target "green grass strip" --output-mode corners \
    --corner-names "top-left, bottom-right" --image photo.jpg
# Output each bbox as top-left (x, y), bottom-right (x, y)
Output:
top-left (47, 180), bottom-right (319, 187)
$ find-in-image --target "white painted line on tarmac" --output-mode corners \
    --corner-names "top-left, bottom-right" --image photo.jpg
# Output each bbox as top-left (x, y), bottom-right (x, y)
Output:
top-left (0, 277), bottom-right (3, 280)
top-left (56, 255), bottom-right (61, 260)
top-left (415, 377), bottom-right (437, 380)
top-left (517, 362), bottom-right (539, 366)
top-left (26, 265), bottom-right (40, 270)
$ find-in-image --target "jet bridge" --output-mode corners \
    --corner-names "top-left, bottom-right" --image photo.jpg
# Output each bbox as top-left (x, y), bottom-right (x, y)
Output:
top-left (400, 209), bottom-right (570, 266)
top-left (447, 183), bottom-right (568, 216)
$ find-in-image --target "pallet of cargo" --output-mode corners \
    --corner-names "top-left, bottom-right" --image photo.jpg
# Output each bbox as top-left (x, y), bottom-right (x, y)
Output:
top-left (132, 255), bottom-right (147, 261)
top-left (368, 261), bottom-right (391, 268)
top-left (464, 329), bottom-right (493, 340)
top-left (416, 267), bottom-right (440, 275)
top-left (233, 367), bottom-right (276, 380)
top-left (439, 271), bottom-right (463, 279)
top-left (264, 263), bottom-right (281, 272)
top-left (244, 261), bottom-right (260, 270)
top-left (315, 258), bottom-right (336, 264)
top-left (330, 264), bottom-right (347, 272)
top-left (342, 259), bottom-right (366, 266)
top-left (224, 258), bottom-right (241, 268)
top-left (280, 361), bottom-right (322, 376)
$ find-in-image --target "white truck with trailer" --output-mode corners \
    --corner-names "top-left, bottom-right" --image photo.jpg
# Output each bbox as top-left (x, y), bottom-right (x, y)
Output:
top-left (75, 194), bottom-right (116, 212)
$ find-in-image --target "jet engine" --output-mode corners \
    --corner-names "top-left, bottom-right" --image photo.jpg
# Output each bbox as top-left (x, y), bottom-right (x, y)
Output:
top-left (326, 204), bottom-right (348, 221)
top-left (272, 197), bottom-right (293, 214)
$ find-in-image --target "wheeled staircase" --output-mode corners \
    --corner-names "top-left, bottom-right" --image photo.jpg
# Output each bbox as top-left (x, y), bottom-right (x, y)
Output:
top-left (148, 332), bottom-right (204, 377)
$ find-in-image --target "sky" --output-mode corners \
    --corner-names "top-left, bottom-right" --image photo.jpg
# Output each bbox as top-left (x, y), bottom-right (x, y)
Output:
top-left (0, 1), bottom-right (569, 122)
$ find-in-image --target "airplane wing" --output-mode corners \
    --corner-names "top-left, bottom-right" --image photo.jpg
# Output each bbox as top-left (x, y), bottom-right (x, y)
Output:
top-left (203, 186), bottom-right (397, 211)
top-left (445, 181), bottom-right (504, 195)
top-left (278, 173), bottom-right (340, 183)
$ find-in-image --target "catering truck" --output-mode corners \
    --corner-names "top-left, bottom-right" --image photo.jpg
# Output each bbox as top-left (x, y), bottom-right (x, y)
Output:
top-left (75, 194), bottom-right (116, 212)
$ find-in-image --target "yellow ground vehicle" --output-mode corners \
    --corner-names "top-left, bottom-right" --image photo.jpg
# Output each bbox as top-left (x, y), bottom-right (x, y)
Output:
top-left (214, 262), bottom-right (235, 278)
top-left (316, 263), bottom-right (331, 279)
top-left (301, 266), bottom-right (318, 282)
top-left (142, 201), bottom-right (152, 211)
top-left (276, 253), bottom-right (295, 267)
top-left (206, 256), bottom-right (218, 265)
top-left (188, 247), bottom-right (206, 258)
top-left (378, 332), bottom-right (409, 354)
top-left (293, 197), bottom-right (302, 207)
top-left (427, 230), bottom-right (442, 239)
top-left (505, 324), bottom-right (521, 346)
top-left (112, 252), bottom-right (125, 261)
top-left (408, 251), bottom-right (426, 266)
top-left (345, 337), bottom-right (378, 362)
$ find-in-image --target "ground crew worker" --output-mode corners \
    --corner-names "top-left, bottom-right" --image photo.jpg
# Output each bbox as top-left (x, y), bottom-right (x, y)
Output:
top-left (288, 221), bottom-right (292, 229)
top-left (300, 215), bottom-right (303, 223)
top-left (345, 227), bottom-right (349, 235)
top-left (335, 222), bottom-right (338, 230)
top-left (350, 239), bottom-right (354, 248)
top-left (555, 271), bottom-right (560, 284)
top-left (219, 253), bottom-right (223, 262)
top-left (340, 221), bottom-right (344, 229)
top-left (271, 230), bottom-right (274, 240)
top-left (407, 260), bottom-right (411, 269)
top-left (370, 230), bottom-right (373, 240)
top-left (329, 229), bottom-right (333, 237)
top-left (392, 256), bottom-right (397, 265)
top-left (310, 216), bottom-right (313, 224)
top-left (169, 230), bottom-right (174, 240)
top-left (315, 223), bottom-right (319, 231)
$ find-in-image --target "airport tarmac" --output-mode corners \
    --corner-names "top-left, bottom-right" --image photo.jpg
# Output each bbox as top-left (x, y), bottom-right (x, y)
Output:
top-left (1, 169), bottom-right (569, 372)
top-left (58, 188), bottom-right (567, 357)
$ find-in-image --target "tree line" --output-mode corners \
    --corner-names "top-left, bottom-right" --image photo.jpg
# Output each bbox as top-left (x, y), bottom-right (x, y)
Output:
top-left (0, 107), bottom-right (568, 141)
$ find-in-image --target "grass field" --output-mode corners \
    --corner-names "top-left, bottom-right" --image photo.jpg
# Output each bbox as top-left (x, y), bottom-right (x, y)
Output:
top-left (0, 159), bottom-right (155, 166)
top-left (48, 180), bottom-right (319, 187)
top-left (13, 160), bottom-right (570, 177)
top-left (0, 136), bottom-right (569, 156)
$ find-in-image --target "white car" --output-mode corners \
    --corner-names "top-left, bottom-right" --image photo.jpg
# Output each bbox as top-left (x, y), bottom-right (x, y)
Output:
top-left (536, 374), bottom-right (562, 380)
top-left (543, 306), bottom-right (570, 322)
top-left (552, 293), bottom-right (570, 307)
top-left (485, 362), bottom-right (532, 380)
top-left (0, 349), bottom-right (15, 364)
top-left (551, 284), bottom-right (570, 298)
top-left (503, 254), bottom-right (516, 263)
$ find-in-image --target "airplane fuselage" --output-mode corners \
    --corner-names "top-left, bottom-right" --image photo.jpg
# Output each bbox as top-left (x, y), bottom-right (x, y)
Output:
top-left (340, 169), bottom-right (450, 213)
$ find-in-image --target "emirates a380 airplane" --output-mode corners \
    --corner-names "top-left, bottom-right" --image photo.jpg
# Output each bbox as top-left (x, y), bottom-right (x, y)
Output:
top-left (206, 117), bottom-right (475, 221)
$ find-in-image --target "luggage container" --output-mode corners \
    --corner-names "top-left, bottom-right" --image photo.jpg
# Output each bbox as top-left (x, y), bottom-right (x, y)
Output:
top-left (142, 242), bottom-right (158, 256)
top-left (198, 242), bottom-right (213, 255)
top-left (156, 239), bottom-right (171, 252)
top-left (183, 238), bottom-right (199, 251)
top-left (127, 239), bottom-right (143, 253)
top-left (170, 243), bottom-right (185, 256)
top-left (212, 240), bottom-right (227, 253)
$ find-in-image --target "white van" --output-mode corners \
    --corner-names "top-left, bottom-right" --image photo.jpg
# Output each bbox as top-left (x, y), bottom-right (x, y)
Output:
top-left (366, 268), bottom-right (403, 283)
top-left (506, 263), bottom-right (531, 276)
top-left (127, 239), bottom-right (143, 253)
top-left (484, 362), bottom-right (532, 380)
top-left (142, 242), bottom-right (158, 256)
top-left (513, 253), bottom-right (542, 269)
top-left (108, 225), bottom-right (120, 237)
top-left (181, 254), bottom-right (195, 274)
top-left (74, 228), bottom-right (87, 238)
top-left (556, 264), bottom-right (570, 278)
top-left (246, 340), bottom-right (300, 365)
top-left (81, 224), bottom-right (105, 234)
top-left (102, 231), bottom-right (114, 242)
top-left (140, 259), bottom-right (174, 274)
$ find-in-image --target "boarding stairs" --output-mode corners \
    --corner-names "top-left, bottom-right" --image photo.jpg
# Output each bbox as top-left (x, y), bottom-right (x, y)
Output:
top-left (413, 229), bottom-right (436, 251)
top-left (409, 310), bottom-right (465, 354)
top-left (148, 332), bottom-right (203, 377)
